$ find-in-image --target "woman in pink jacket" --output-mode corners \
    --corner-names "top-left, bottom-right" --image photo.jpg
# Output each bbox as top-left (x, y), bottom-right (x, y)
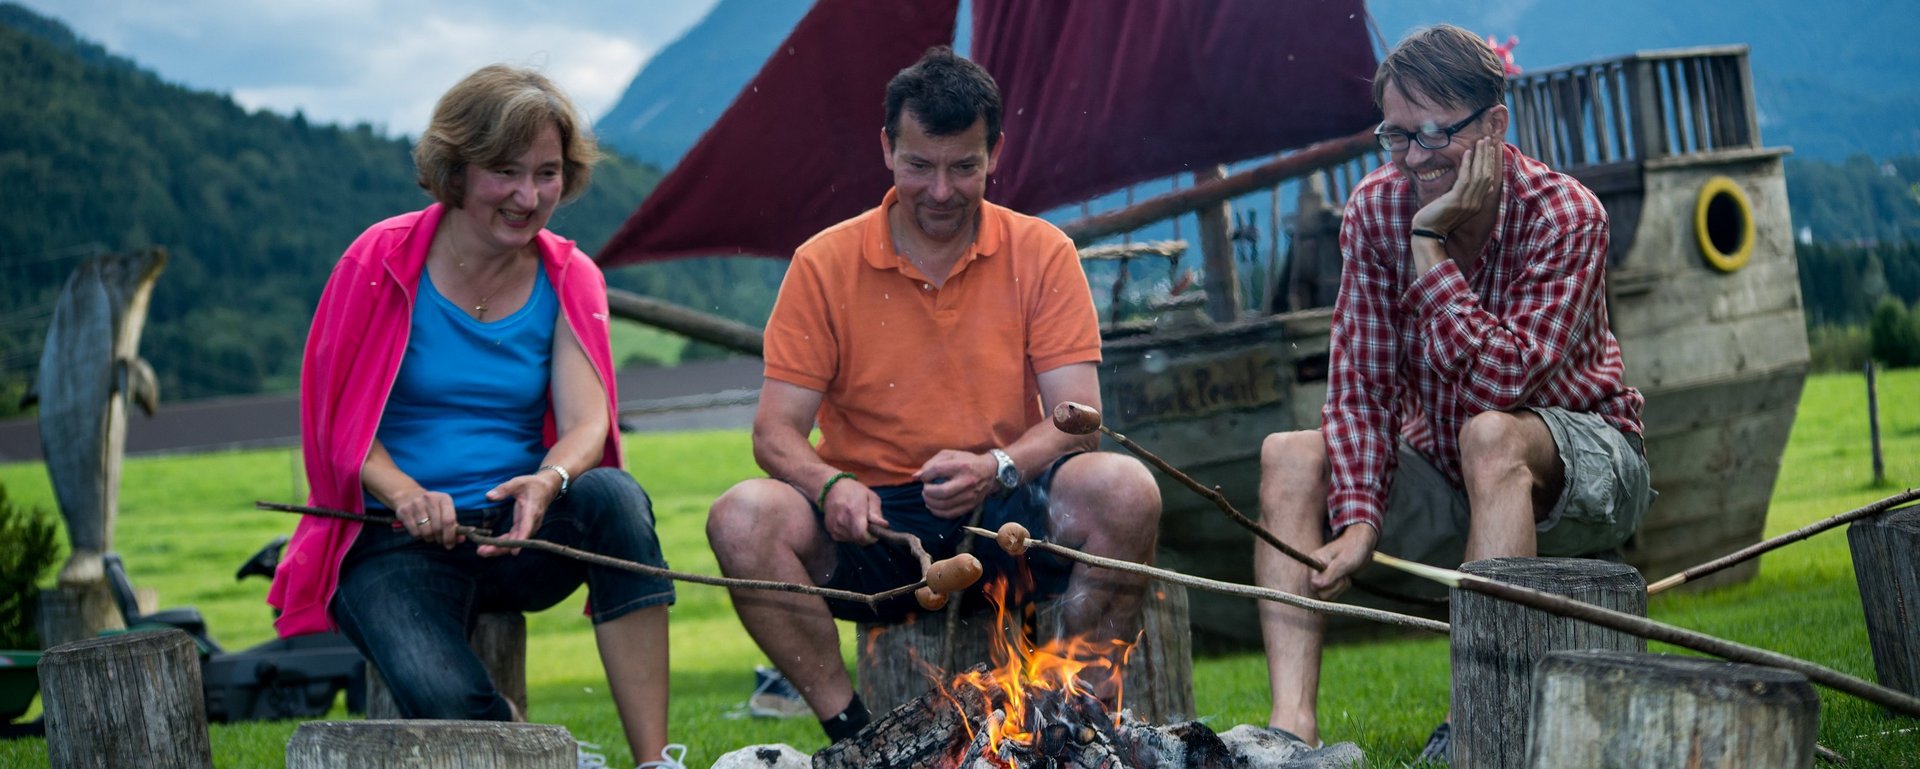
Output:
top-left (268, 65), bottom-right (681, 768)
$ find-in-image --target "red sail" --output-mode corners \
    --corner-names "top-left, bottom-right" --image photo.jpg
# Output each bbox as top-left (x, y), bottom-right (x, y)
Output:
top-left (598, 0), bottom-right (1378, 267)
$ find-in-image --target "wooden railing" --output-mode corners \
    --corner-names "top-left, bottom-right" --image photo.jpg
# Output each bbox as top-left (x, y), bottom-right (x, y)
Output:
top-left (1505, 46), bottom-right (1759, 174)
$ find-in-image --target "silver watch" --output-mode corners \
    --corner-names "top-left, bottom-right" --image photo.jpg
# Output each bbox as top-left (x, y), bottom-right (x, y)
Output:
top-left (990, 448), bottom-right (1019, 492)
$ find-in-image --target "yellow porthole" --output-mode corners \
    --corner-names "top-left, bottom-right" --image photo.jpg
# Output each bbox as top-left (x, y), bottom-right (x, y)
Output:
top-left (1695, 176), bottom-right (1754, 273)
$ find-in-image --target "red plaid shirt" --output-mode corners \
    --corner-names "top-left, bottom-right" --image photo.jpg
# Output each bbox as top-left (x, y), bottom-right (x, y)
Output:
top-left (1324, 144), bottom-right (1644, 535)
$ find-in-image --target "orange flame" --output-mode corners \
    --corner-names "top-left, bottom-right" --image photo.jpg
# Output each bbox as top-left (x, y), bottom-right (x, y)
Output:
top-left (938, 578), bottom-right (1133, 762)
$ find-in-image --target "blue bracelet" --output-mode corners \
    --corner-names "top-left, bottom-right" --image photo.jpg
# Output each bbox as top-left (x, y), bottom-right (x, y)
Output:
top-left (817, 471), bottom-right (856, 511)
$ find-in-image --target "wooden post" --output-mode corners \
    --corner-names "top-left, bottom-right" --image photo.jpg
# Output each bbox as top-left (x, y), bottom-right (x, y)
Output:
top-left (856, 582), bottom-right (1193, 724)
top-left (1849, 503), bottom-right (1920, 698)
top-left (1194, 166), bottom-right (1241, 323)
top-left (1527, 650), bottom-right (1818, 768)
top-left (35, 582), bottom-right (124, 649)
top-left (1451, 558), bottom-right (1647, 769)
top-left (286, 720), bottom-right (573, 769)
top-left (367, 612), bottom-right (527, 719)
top-left (39, 629), bottom-right (211, 769)
top-left (1867, 360), bottom-right (1885, 485)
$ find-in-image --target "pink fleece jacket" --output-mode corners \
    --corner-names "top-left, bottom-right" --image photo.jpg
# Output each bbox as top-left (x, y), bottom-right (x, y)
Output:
top-left (268, 204), bottom-right (624, 637)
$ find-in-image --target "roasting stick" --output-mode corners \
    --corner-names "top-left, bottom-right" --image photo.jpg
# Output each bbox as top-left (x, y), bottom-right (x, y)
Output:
top-left (1051, 401), bottom-right (1327, 571)
top-left (966, 524), bottom-right (1448, 634)
top-left (258, 501), bottom-right (980, 608)
top-left (1366, 551), bottom-right (1920, 718)
top-left (1646, 488), bottom-right (1920, 595)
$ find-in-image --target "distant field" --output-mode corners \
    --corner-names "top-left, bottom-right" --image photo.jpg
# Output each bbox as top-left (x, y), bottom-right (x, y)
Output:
top-left (0, 370), bottom-right (1916, 767)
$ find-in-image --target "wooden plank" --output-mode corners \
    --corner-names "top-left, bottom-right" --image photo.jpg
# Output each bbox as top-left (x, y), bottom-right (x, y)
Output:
top-left (1629, 59), bottom-right (1666, 159)
top-left (1557, 73), bottom-right (1588, 166)
top-left (1527, 651), bottom-right (1818, 768)
top-left (1735, 51), bottom-right (1761, 147)
top-left (1588, 67), bottom-right (1614, 162)
top-left (1608, 62), bottom-right (1634, 161)
top-left (1687, 58), bottom-right (1711, 153)
top-left (1452, 559), bottom-right (1647, 769)
top-left (1195, 166), bottom-right (1241, 323)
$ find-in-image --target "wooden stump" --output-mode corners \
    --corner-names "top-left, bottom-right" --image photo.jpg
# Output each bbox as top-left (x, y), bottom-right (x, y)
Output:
top-left (856, 581), bottom-right (1193, 724)
top-left (286, 720), bottom-right (573, 768)
top-left (367, 612), bottom-right (527, 719)
top-left (1452, 558), bottom-right (1646, 769)
top-left (1526, 650), bottom-right (1818, 768)
top-left (35, 581), bottom-right (123, 649)
top-left (39, 629), bottom-right (210, 769)
top-left (1849, 503), bottom-right (1920, 698)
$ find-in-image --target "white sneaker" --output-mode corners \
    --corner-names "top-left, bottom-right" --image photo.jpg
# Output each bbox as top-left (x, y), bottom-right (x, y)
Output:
top-left (638, 743), bottom-right (689, 769)
top-left (575, 740), bottom-right (609, 769)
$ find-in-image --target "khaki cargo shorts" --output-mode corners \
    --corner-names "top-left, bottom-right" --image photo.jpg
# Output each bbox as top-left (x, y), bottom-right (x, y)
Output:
top-left (1355, 407), bottom-right (1655, 600)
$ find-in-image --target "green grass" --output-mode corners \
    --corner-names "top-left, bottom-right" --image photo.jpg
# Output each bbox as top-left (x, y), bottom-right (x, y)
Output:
top-left (608, 320), bottom-right (689, 369)
top-left (2, 370), bottom-right (1918, 766)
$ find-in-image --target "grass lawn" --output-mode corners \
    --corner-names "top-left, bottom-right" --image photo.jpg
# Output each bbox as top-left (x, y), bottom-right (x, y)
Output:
top-left (2, 370), bottom-right (1918, 767)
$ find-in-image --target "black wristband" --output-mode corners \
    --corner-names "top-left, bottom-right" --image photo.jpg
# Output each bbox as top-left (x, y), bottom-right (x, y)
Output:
top-left (1411, 227), bottom-right (1448, 243)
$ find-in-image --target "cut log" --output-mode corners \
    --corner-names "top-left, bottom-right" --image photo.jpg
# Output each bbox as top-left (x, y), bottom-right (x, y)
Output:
top-left (285, 720), bottom-right (573, 769)
top-left (1849, 503), bottom-right (1920, 698)
top-left (35, 582), bottom-right (123, 649)
top-left (855, 582), bottom-right (1193, 724)
top-left (367, 611), bottom-right (527, 719)
top-left (1526, 650), bottom-right (1818, 768)
top-left (39, 629), bottom-right (210, 769)
top-left (1451, 558), bottom-right (1646, 769)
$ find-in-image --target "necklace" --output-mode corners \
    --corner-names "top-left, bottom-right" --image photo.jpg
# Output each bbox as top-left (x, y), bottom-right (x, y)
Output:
top-left (458, 258), bottom-right (523, 321)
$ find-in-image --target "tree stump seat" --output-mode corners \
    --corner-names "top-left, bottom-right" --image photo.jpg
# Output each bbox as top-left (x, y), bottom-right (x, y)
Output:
top-left (854, 580), bottom-right (1193, 725)
top-left (286, 720), bottom-right (573, 768)
top-left (1849, 503), bottom-right (1920, 698)
top-left (39, 629), bottom-right (211, 769)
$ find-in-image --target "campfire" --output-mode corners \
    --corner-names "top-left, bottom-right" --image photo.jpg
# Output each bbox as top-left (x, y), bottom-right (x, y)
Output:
top-left (811, 580), bottom-right (1361, 769)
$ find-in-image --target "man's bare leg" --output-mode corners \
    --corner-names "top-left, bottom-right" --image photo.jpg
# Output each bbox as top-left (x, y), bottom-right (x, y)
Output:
top-left (706, 479), bottom-right (851, 719)
top-left (1255, 430), bottom-right (1331, 744)
top-left (1045, 452), bottom-right (1161, 694)
top-left (1457, 411), bottom-right (1564, 562)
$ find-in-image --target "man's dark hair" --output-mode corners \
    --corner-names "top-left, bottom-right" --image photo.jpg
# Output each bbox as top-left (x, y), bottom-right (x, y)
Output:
top-left (1372, 24), bottom-right (1505, 113)
top-left (884, 46), bottom-right (1002, 152)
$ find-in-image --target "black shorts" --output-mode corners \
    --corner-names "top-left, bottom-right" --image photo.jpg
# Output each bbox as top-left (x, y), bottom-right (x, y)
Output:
top-left (815, 454), bottom-right (1079, 623)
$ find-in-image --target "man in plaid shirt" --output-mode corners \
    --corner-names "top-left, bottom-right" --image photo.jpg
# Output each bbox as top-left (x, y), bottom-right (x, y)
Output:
top-left (1254, 25), bottom-right (1653, 760)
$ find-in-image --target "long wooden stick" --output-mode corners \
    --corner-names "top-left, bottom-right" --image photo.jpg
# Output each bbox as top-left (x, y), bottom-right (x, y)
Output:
top-left (1052, 402), bottom-right (1327, 570)
top-left (1370, 552), bottom-right (1920, 718)
top-left (963, 526), bottom-right (1448, 634)
top-left (257, 501), bottom-right (924, 607)
top-left (1647, 488), bottom-right (1920, 594)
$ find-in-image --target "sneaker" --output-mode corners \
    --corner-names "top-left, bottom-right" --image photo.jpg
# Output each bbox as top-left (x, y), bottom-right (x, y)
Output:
top-left (1416, 722), bottom-right (1451, 766)
top-left (576, 740), bottom-right (608, 769)
top-left (748, 665), bottom-right (811, 718)
top-left (638, 743), bottom-right (689, 769)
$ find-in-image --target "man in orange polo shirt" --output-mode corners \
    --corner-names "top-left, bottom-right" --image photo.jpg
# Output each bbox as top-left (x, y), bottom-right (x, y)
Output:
top-left (706, 46), bottom-right (1162, 743)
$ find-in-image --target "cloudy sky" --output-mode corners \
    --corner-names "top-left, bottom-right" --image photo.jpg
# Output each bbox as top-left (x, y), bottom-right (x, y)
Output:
top-left (18, 0), bottom-right (724, 136)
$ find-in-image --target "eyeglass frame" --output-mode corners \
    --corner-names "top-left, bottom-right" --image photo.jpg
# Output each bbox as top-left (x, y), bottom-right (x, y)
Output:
top-left (1373, 105), bottom-right (1493, 152)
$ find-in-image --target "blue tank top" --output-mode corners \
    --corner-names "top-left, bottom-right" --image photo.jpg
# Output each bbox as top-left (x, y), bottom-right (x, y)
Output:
top-left (368, 265), bottom-right (557, 509)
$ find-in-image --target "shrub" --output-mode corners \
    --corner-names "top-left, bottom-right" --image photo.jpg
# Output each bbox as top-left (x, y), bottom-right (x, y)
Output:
top-left (0, 482), bottom-right (61, 650)
top-left (1868, 297), bottom-right (1920, 368)
top-left (1807, 323), bottom-right (1871, 372)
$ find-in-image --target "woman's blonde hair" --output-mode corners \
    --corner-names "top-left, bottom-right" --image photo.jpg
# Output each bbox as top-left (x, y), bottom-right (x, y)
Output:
top-left (414, 64), bottom-right (599, 207)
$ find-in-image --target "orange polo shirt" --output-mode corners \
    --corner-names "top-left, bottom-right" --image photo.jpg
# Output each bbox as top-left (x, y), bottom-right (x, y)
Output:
top-left (763, 187), bottom-right (1101, 486)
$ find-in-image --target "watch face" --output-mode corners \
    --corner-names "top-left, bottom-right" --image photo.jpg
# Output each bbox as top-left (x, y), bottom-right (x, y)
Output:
top-left (998, 463), bottom-right (1019, 488)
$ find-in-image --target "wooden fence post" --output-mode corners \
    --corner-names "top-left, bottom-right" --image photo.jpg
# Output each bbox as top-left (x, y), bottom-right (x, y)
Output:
top-left (1866, 360), bottom-right (1885, 485)
top-left (1527, 650), bottom-right (1817, 768)
top-left (1849, 503), bottom-right (1920, 698)
top-left (39, 629), bottom-right (210, 769)
top-left (286, 720), bottom-right (573, 768)
top-left (367, 611), bottom-right (527, 719)
top-left (1451, 558), bottom-right (1647, 769)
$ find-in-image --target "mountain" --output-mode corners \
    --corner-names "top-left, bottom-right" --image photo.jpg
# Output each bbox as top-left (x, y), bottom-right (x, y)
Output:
top-left (594, 0), bottom-right (814, 169)
top-left (600, 0), bottom-right (1918, 170)
top-left (0, 4), bottom-right (665, 409)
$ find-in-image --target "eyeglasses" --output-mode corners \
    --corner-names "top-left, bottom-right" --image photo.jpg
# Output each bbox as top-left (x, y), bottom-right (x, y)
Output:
top-left (1374, 106), bottom-right (1491, 152)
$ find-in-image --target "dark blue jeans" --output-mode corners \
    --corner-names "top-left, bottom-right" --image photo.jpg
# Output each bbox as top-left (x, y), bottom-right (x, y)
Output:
top-left (332, 467), bottom-right (675, 720)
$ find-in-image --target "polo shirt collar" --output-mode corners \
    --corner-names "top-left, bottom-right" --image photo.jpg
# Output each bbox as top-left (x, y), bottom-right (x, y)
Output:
top-left (863, 187), bottom-right (1007, 274)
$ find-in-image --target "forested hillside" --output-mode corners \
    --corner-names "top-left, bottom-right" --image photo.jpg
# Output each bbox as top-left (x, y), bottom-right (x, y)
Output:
top-left (0, 7), bottom-right (786, 416)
